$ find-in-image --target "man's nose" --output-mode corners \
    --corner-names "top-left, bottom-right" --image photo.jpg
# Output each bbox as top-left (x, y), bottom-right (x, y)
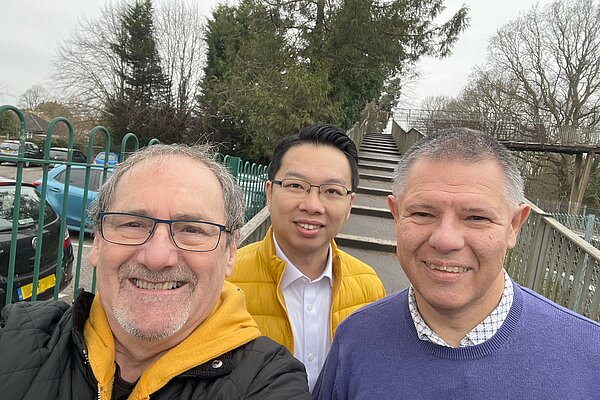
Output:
top-left (299, 187), bottom-right (326, 214)
top-left (134, 223), bottom-right (180, 270)
top-left (428, 217), bottom-right (465, 253)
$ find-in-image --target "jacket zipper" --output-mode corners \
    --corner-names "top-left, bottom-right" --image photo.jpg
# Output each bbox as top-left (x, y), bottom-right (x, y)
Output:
top-left (82, 348), bottom-right (101, 400)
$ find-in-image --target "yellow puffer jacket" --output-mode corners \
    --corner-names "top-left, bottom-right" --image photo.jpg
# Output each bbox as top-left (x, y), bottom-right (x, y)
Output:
top-left (229, 227), bottom-right (386, 353)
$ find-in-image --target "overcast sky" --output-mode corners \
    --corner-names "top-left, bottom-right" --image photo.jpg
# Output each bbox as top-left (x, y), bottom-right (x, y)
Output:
top-left (0, 0), bottom-right (555, 107)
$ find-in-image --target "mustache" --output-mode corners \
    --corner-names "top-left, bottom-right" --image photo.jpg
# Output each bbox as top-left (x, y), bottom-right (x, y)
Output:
top-left (117, 263), bottom-right (198, 286)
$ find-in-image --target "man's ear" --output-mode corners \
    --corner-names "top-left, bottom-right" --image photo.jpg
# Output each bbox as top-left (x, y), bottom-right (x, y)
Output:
top-left (507, 204), bottom-right (531, 249)
top-left (89, 232), bottom-right (101, 268)
top-left (387, 195), bottom-right (399, 221)
top-left (345, 192), bottom-right (356, 221)
top-left (224, 230), bottom-right (239, 277)
top-left (265, 180), bottom-right (273, 211)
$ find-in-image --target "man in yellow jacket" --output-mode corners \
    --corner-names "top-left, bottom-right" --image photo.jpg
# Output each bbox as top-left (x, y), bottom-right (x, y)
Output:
top-left (229, 124), bottom-right (386, 391)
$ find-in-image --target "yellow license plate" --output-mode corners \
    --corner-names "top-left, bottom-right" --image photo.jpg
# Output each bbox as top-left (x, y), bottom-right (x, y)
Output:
top-left (17, 274), bottom-right (56, 301)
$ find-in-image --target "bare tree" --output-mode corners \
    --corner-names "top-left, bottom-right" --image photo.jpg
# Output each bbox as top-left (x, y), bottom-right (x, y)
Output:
top-left (18, 84), bottom-right (48, 110)
top-left (438, 0), bottom-right (600, 211)
top-left (154, 0), bottom-right (205, 119)
top-left (0, 82), bottom-right (9, 102)
top-left (487, 0), bottom-right (600, 128)
top-left (52, 1), bottom-right (128, 118)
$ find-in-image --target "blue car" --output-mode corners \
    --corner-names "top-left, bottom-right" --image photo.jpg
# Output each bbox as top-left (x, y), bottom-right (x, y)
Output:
top-left (93, 151), bottom-right (120, 166)
top-left (34, 165), bottom-right (114, 233)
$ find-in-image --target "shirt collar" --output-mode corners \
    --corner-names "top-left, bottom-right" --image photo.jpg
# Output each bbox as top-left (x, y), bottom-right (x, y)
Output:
top-left (273, 232), bottom-right (333, 289)
top-left (408, 269), bottom-right (514, 347)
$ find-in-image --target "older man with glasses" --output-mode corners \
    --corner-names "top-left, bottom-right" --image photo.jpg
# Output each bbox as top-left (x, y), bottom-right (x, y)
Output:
top-left (0, 144), bottom-right (310, 399)
top-left (229, 124), bottom-right (386, 391)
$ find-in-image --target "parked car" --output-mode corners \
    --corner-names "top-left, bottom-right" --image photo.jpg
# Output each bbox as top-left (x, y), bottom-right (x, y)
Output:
top-left (93, 151), bottom-right (120, 166)
top-left (34, 165), bottom-right (114, 232)
top-left (48, 147), bottom-right (87, 164)
top-left (0, 181), bottom-right (74, 308)
top-left (0, 140), bottom-right (43, 167)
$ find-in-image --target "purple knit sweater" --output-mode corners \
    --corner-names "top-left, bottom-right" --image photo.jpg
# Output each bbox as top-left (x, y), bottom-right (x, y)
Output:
top-left (313, 282), bottom-right (600, 399)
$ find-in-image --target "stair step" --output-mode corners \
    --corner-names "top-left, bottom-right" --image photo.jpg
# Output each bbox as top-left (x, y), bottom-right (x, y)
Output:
top-left (351, 204), bottom-right (392, 218)
top-left (358, 146), bottom-right (400, 155)
top-left (337, 246), bottom-right (409, 294)
top-left (362, 138), bottom-right (397, 143)
top-left (359, 167), bottom-right (393, 178)
top-left (359, 172), bottom-right (393, 182)
top-left (359, 150), bottom-right (402, 158)
top-left (358, 177), bottom-right (392, 190)
top-left (361, 141), bottom-right (398, 146)
top-left (336, 233), bottom-right (396, 253)
top-left (362, 134), bottom-right (394, 140)
top-left (361, 140), bottom-right (395, 144)
top-left (343, 212), bottom-right (396, 239)
top-left (358, 162), bottom-right (396, 172)
top-left (356, 185), bottom-right (392, 196)
top-left (353, 193), bottom-right (390, 209)
top-left (360, 142), bottom-right (398, 148)
top-left (359, 155), bottom-right (399, 165)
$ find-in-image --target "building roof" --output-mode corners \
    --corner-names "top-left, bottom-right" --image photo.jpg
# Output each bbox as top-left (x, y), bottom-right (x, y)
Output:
top-left (22, 111), bottom-right (49, 134)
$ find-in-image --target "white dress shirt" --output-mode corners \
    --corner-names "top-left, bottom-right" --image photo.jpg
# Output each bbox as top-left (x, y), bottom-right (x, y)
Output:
top-left (273, 234), bottom-right (333, 391)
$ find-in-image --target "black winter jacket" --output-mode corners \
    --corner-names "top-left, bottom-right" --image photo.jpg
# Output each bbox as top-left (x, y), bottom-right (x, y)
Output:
top-left (0, 291), bottom-right (310, 400)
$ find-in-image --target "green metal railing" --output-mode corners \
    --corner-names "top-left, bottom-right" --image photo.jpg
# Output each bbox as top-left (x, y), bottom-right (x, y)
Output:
top-left (0, 105), bottom-right (268, 307)
top-left (214, 153), bottom-right (268, 221)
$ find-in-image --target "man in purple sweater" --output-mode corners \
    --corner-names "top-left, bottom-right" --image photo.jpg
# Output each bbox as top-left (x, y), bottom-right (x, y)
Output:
top-left (312, 128), bottom-right (600, 399)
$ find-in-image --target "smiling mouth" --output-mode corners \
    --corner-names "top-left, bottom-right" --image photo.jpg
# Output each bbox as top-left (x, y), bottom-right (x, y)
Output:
top-left (297, 222), bottom-right (322, 230)
top-left (131, 278), bottom-right (185, 290)
top-left (427, 263), bottom-right (471, 273)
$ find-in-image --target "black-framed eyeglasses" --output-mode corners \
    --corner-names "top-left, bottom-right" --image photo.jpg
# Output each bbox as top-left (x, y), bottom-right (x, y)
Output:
top-left (99, 212), bottom-right (230, 252)
top-left (271, 178), bottom-right (352, 202)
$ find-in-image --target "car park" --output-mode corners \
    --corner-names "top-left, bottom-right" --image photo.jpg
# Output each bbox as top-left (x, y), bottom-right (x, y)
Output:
top-left (93, 151), bottom-right (120, 166)
top-left (0, 181), bottom-right (74, 308)
top-left (34, 165), bottom-right (114, 232)
top-left (0, 140), bottom-right (43, 167)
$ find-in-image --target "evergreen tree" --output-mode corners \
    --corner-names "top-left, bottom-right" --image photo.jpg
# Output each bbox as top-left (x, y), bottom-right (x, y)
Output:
top-left (104, 0), bottom-right (171, 146)
top-left (0, 110), bottom-right (19, 138)
top-left (200, 0), bottom-right (469, 159)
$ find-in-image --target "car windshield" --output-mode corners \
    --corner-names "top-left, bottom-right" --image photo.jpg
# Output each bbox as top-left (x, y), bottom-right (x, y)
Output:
top-left (54, 167), bottom-right (114, 191)
top-left (1, 143), bottom-right (20, 150)
top-left (96, 152), bottom-right (118, 161)
top-left (49, 150), bottom-right (67, 157)
top-left (0, 186), bottom-right (57, 231)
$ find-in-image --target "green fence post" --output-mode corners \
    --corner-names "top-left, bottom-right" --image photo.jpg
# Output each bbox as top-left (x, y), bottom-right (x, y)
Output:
top-left (0, 105), bottom-right (26, 306)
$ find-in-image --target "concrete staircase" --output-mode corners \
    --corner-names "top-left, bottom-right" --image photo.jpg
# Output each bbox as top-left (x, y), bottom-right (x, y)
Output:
top-left (336, 132), bottom-right (410, 294)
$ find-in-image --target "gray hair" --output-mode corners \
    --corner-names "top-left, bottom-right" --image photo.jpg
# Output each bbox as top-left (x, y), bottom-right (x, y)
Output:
top-left (89, 144), bottom-right (245, 244)
top-left (392, 128), bottom-right (525, 207)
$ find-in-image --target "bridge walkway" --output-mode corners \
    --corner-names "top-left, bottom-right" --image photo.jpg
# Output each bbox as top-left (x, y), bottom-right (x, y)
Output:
top-left (337, 132), bottom-right (410, 294)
